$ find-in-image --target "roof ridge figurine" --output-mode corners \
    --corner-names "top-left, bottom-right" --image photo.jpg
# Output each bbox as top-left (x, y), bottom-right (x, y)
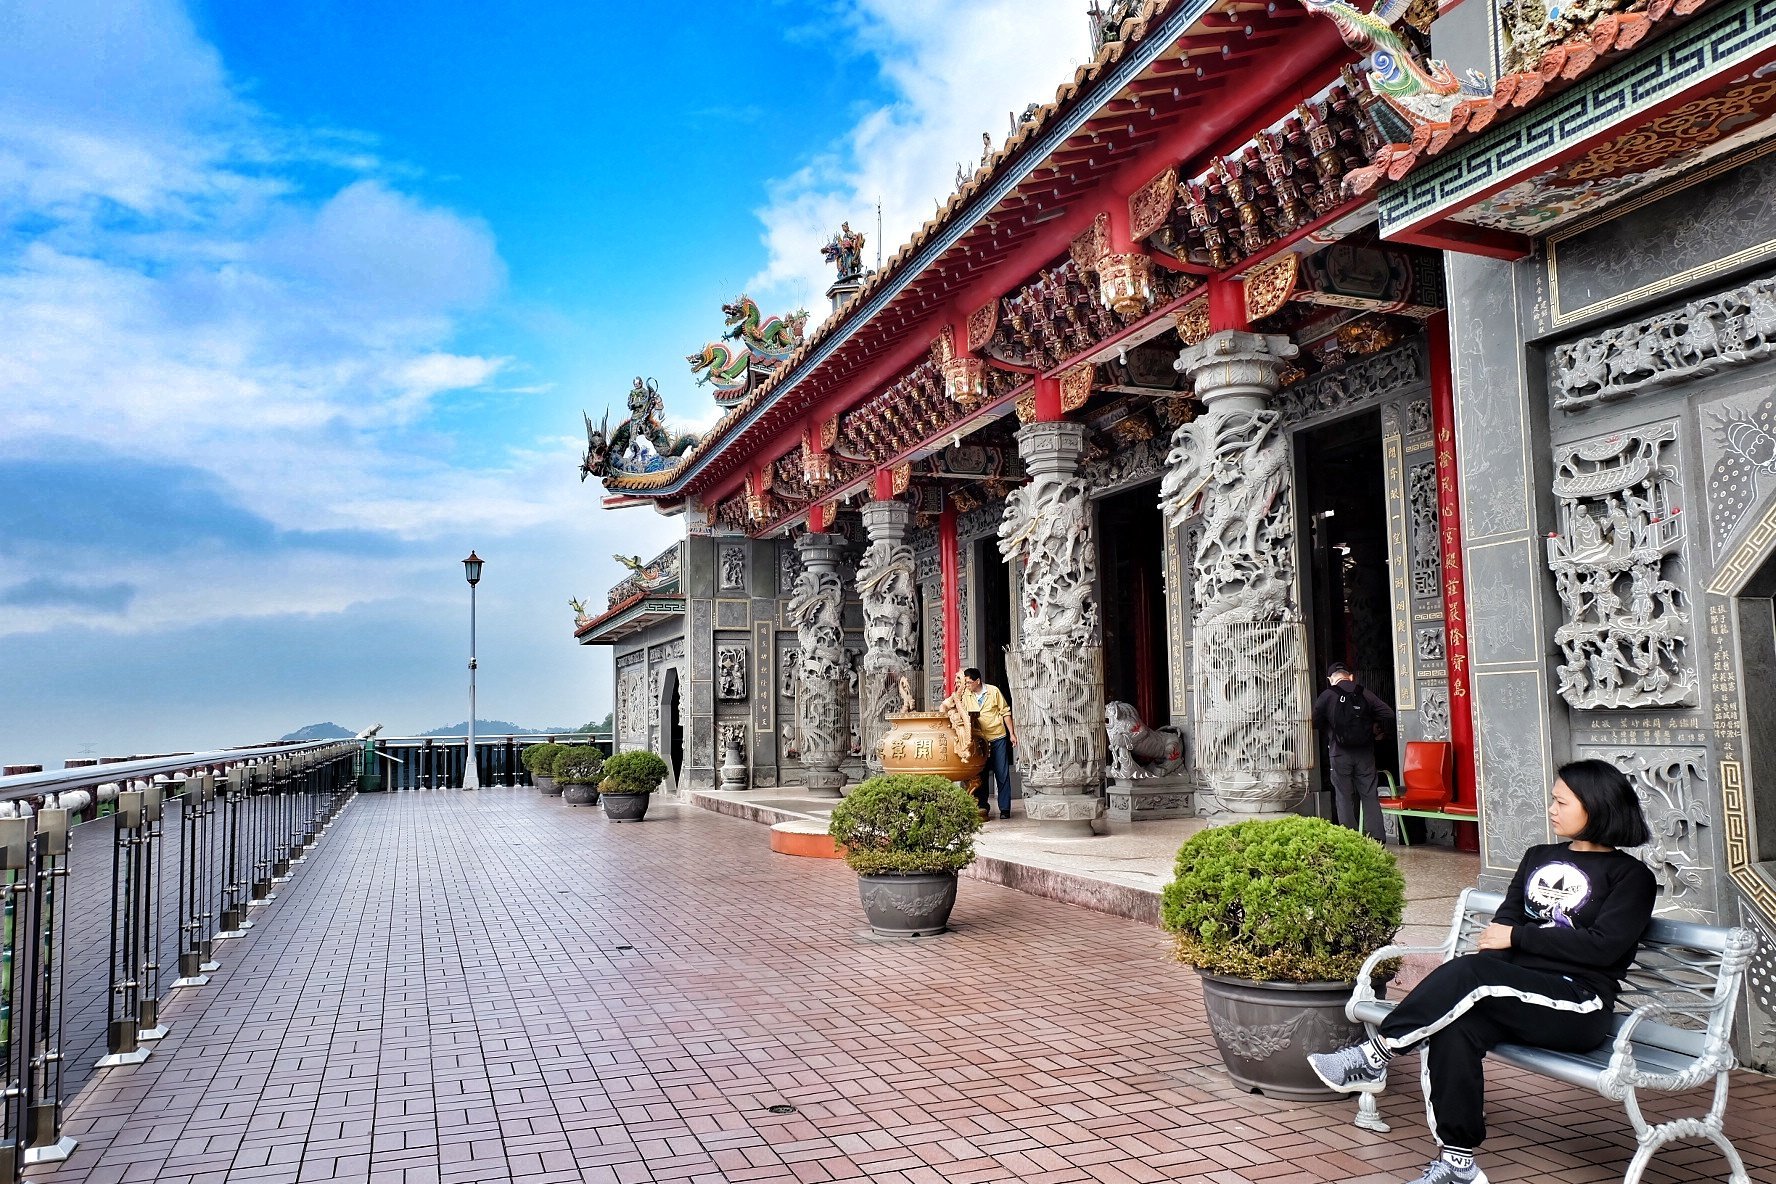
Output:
top-left (578, 376), bottom-right (699, 482)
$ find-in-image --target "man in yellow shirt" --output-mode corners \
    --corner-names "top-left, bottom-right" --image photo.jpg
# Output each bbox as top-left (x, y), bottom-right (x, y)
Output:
top-left (963, 667), bottom-right (1018, 819)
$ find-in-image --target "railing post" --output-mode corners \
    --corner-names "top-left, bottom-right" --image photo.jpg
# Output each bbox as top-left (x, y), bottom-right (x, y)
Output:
top-left (136, 782), bottom-right (167, 1042)
top-left (250, 762), bottom-right (275, 907)
top-left (96, 788), bottom-right (149, 1068)
top-left (22, 807), bottom-right (73, 1167)
top-left (272, 758), bottom-right (293, 884)
top-left (0, 814), bottom-right (33, 1183)
top-left (173, 774), bottom-right (214, 987)
top-left (504, 736), bottom-right (517, 787)
top-left (216, 767), bottom-right (252, 939)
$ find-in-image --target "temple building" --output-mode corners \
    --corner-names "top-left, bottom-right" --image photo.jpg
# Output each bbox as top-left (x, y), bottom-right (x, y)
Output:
top-left (574, 0), bottom-right (1776, 1066)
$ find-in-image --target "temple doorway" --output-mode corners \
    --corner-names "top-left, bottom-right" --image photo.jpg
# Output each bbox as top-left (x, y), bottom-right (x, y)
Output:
top-left (1098, 482), bottom-right (1171, 727)
top-left (973, 537), bottom-right (1012, 695)
top-left (661, 668), bottom-right (684, 786)
top-left (1297, 411), bottom-right (1399, 804)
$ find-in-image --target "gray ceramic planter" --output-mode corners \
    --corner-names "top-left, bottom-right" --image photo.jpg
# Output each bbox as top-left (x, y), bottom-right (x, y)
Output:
top-left (1198, 972), bottom-right (1365, 1101)
top-left (535, 774), bottom-right (562, 796)
top-left (856, 872), bottom-right (957, 937)
top-left (601, 792), bottom-right (650, 822)
top-left (561, 782), bottom-right (598, 807)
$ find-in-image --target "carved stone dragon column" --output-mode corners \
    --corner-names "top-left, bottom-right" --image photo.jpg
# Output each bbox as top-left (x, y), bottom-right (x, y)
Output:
top-left (857, 499), bottom-right (921, 774)
top-left (999, 421), bottom-right (1107, 832)
top-left (1160, 330), bottom-right (1310, 816)
top-left (788, 532), bottom-right (851, 795)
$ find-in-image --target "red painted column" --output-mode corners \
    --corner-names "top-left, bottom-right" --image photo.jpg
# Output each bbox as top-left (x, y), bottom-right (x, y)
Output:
top-left (807, 501), bottom-right (830, 533)
top-left (1033, 375), bottom-right (1064, 421)
top-left (1207, 277), bottom-right (1250, 332)
top-left (939, 503), bottom-right (961, 689)
top-left (1429, 313), bottom-right (1479, 847)
top-left (872, 469), bottom-right (894, 501)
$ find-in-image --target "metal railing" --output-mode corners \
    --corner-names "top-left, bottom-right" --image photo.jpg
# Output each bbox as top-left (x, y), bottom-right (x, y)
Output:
top-left (365, 735), bottom-right (610, 791)
top-left (0, 742), bottom-right (357, 1181)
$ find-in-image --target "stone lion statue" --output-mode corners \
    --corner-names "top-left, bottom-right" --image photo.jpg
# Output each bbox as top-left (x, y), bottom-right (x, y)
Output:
top-left (1105, 701), bottom-right (1186, 780)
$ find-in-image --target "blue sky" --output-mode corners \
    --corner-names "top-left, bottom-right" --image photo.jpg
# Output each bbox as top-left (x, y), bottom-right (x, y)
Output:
top-left (0, 0), bottom-right (1086, 768)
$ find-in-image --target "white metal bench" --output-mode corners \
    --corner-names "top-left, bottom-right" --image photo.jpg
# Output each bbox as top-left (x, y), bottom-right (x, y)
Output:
top-left (1345, 887), bottom-right (1758, 1184)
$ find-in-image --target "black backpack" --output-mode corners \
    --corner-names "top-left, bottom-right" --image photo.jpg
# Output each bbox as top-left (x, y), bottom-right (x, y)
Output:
top-left (1330, 687), bottom-right (1374, 749)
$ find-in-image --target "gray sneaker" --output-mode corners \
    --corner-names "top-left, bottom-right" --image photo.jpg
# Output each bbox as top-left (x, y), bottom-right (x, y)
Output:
top-left (1306, 1043), bottom-right (1386, 1094)
top-left (1405, 1158), bottom-right (1488, 1184)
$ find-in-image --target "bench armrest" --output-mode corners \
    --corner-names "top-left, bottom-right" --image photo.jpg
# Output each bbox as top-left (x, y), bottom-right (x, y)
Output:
top-left (1598, 1002), bottom-right (1737, 1099)
top-left (1348, 943), bottom-right (1454, 1020)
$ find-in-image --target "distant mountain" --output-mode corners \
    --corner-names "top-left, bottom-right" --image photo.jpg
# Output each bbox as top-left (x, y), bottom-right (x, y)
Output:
top-left (417, 720), bottom-right (578, 737)
top-left (280, 722), bottom-right (356, 741)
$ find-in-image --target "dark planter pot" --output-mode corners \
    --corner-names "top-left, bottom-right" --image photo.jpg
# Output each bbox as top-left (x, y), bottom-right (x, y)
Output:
top-left (561, 782), bottom-right (599, 807)
top-left (1197, 972), bottom-right (1365, 1101)
top-left (856, 872), bottom-right (957, 937)
top-left (601, 792), bottom-right (651, 822)
top-left (535, 774), bottom-right (562, 796)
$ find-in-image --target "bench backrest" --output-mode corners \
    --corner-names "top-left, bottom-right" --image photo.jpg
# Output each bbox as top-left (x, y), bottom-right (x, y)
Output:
top-left (1453, 887), bottom-right (1756, 1056)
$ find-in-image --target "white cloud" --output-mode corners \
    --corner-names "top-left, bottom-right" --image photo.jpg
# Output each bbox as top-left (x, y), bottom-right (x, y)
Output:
top-left (747, 0), bottom-right (1091, 314)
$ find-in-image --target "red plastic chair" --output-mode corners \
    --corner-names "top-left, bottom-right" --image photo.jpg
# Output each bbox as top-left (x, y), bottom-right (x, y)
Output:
top-left (1398, 740), bottom-right (1455, 811)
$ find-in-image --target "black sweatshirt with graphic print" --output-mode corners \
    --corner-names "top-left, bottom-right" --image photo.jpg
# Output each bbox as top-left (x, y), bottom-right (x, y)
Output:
top-left (1486, 843), bottom-right (1657, 1005)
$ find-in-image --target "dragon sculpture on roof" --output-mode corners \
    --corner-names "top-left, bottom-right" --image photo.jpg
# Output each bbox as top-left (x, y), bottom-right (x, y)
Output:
top-left (1297, 0), bottom-right (1489, 138)
top-left (579, 376), bottom-right (699, 482)
top-left (685, 295), bottom-right (809, 405)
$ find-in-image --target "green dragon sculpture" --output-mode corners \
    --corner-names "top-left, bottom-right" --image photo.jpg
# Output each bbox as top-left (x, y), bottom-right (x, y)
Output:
top-left (721, 295), bottom-right (809, 361)
top-left (1297, 0), bottom-right (1489, 139)
top-left (685, 341), bottom-right (752, 404)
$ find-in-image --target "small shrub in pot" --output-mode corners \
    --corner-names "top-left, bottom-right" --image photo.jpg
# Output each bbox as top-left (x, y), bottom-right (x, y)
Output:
top-left (826, 773), bottom-right (981, 936)
top-left (598, 750), bottom-right (668, 821)
top-left (523, 743), bottom-right (561, 791)
top-left (551, 747), bottom-right (603, 806)
top-left (1160, 816), bottom-right (1404, 1099)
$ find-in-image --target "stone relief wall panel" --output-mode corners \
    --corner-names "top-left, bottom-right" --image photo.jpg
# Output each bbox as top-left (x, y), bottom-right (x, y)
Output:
top-left (753, 620), bottom-right (775, 745)
top-left (1551, 271), bottom-right (1776, 411)
top-left (715, 600), bottom-right (749, 629)
top-left (1419, 682), bottom-right (1451, 741)
top-left (1574, 744), bottom-right (1718, 922)
top-left (688, 600), bottom-right (713, 681)
top-left (1276, 338), bottom-right (1427, 427)
top-left (717, 644), bottom-right (748, 701)
top-left (1467, 539), bottom-right (1543, 667)
top-left (1740, 902), bottom-right (1776, 1071)
top-left (1450, 254), bottom-right (1533, 540)
top-left (1546, 421), bottom-right (1695, 709)
top-left (719, 545), bottom-right (747, 592)
top-left (1548, 147), bottom-right (1776, 328)
top-left (1700, 376), bottom-right (1776, 559)
top-left (1472, 670), bottom-right (1553, 873)
top-left (1409, 461), bottom-right (1442, 600)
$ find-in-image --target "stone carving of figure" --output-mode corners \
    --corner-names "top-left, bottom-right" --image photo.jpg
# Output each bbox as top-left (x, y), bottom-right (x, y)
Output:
top-left (1105, 701), bottom-right (1186, 781)
top-left (998, 451), bottom-right (1100, 791)
top-left (1160, 401), bottom-right (1305, 805)
top-left (855, 538), bottom-right (919, 768)
top-left (786, 567), bottom-right (848, 787)
top-left (719, 546), bottom-right (746, 591)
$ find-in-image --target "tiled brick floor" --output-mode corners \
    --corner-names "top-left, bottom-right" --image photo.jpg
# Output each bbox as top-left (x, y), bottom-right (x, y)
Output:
top-left (32, 790), bottom-right (1776, 1184)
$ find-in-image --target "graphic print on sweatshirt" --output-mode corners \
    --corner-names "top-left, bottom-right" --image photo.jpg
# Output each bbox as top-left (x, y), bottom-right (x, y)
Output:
top-left (1525, 861), bottom-right (1591, 928)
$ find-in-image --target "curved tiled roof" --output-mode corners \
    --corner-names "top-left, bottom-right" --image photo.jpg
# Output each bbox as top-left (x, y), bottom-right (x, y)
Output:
top-left (1343, 0), bottom-right (1715, 196)
top-left (601, 0), bottom-right (1186, 496)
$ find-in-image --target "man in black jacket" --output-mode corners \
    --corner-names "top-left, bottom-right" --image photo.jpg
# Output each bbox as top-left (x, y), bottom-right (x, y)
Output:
top-left (1311, 662), bottom-right (1396, 844)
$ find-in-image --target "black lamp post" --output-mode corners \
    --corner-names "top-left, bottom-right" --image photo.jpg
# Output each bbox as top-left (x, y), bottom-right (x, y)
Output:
top-left (463, 551), bottom-right (482, 790)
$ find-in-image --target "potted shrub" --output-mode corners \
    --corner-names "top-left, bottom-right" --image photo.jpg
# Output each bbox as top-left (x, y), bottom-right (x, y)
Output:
top-left (523, 743), bottom-right (561, 793)
top-left (1160, 816), bottom-right (1403, 1101)
top-left (827, 773), bottom-right (981, 937)
top-left (554, 747), bottom-right (605, 807)
top-left (598, 750), bottom-right (668, 821)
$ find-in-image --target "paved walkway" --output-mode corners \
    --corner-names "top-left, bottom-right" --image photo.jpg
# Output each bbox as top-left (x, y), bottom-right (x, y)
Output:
top-left (35, 791), bottom-right (1776, 1184)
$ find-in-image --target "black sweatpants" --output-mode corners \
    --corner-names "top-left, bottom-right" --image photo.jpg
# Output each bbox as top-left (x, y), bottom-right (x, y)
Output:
top-left (1376, 954), bottom-right (1612, 1149)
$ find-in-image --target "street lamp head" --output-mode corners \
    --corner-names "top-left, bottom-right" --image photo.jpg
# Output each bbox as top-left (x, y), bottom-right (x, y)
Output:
top-left (462, 550), bottom-right (483, 586)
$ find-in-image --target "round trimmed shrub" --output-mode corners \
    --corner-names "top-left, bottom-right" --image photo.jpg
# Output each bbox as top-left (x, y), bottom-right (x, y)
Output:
top-left (522, 743), bottom-right (561, 776)
top-left (1160, 816), bottom-right (1404, 983)
top-left (551, 746), bottom-right (605, 786)
top-left (827, 773), bottom-right (981, 876)
top-left (599, 750), bottom-right (669, 794)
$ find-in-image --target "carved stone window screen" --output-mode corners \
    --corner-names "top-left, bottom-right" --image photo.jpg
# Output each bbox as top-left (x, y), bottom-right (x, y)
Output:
top-left (1547, 422), bottom-right (1695, 709)
top-left (1192, 616), bottom-right (1314, 775)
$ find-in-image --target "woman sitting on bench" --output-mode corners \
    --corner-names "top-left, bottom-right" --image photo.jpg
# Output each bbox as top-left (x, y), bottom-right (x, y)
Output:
top-left (1308, 758), bottom-right (1655, 1184)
